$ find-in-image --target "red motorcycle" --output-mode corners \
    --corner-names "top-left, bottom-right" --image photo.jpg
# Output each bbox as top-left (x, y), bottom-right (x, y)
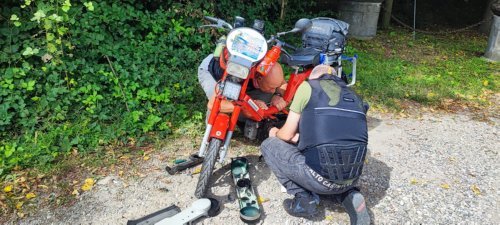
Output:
top-left (195, 16), bottom-right (355, 198)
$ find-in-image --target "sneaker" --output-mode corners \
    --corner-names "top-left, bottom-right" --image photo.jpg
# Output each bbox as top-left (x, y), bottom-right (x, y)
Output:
top-left (283, 191), bottom-right (320, 217)
top-left (341, 190), bottom-right (370, 225)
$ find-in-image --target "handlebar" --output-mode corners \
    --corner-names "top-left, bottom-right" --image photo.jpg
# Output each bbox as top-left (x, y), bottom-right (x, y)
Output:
top-left (282, 42), bottom-right (297, 51)
top-left (204, 16), bottom-right (219, 23)
top-left (267, 36), bottom-right (298, 51)
top-left (202, 16), bottom-right (233, 30)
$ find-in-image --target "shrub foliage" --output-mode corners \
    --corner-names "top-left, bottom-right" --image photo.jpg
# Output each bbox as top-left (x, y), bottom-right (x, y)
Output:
top-left (0, 0), bottom-right (314, 175)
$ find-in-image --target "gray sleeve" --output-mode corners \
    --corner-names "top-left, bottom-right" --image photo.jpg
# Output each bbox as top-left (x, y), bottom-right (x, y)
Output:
top-left (197, 54), bottom-right (216, 99)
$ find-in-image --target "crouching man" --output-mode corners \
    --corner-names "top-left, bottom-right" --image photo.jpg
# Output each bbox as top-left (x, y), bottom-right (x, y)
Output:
top-left (260, 65), bottom-right (370, 224)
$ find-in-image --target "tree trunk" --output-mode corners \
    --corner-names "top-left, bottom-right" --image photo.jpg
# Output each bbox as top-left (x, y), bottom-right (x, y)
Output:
top-left (480, 0), bottom-right (500, 33)
top-left (381, 0), bottom-right (394, 29)
top-left (280, 0), bottom-right (287, 21)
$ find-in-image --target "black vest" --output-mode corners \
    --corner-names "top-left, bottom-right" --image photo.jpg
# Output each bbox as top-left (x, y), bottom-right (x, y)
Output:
top-left (299, 74), bottom-right (368, 182)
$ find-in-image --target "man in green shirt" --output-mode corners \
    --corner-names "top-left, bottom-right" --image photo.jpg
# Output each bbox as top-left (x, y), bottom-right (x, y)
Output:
top-left (260, 65), bottom-right (370, 224)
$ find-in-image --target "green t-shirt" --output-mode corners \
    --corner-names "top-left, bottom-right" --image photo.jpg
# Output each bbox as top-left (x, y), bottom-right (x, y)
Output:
top-left (289, 82), bottom-right (312, 114)
top-left (289, 79), bottom-right (342, 113)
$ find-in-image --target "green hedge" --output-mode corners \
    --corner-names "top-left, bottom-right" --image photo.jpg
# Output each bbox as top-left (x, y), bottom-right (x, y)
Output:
top-left (0, 0), bottom-right (316, 176)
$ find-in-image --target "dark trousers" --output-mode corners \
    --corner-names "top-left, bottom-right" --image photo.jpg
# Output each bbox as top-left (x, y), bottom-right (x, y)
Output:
top-left (260, 137), bottom-right (355, 196)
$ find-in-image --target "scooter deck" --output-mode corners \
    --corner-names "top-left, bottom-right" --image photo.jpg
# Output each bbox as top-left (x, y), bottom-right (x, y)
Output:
top-left (231, 157), bottom-right (261, 222)
top-left (127, 205), bottom-right (181, 225)
top-left (127, 198), bottom-right (220, 225)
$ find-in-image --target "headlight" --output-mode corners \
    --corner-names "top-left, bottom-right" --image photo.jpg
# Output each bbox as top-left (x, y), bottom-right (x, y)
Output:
top-left (226, 61), bottom-right (250, 79)
top-left (222, 80), bottom-right (241, 100)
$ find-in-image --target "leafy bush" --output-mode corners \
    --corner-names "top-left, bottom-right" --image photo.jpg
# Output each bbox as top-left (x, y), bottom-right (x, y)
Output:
top-left (0, 0), bottom-right (316, 176)
top-left (3, 0), bottom-right (493, 178)
top-left (0, 0), bottom-right (211, 175)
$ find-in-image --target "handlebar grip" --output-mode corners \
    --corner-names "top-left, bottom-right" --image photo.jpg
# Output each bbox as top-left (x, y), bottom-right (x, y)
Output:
top-left (204, 16), bottom-right (219, 23)
top-left (283, 42), bottom-right (297, 51)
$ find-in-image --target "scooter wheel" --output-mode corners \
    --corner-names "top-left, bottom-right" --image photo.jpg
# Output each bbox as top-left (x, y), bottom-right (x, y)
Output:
top-left (207, 198), bottom-right (221, 217)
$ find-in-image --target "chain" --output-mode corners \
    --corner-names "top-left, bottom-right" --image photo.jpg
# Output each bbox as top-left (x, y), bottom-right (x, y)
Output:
top-left (390, 14), bottom-right (490, 34)
top-left (379, 3), bottom-right (491, 35)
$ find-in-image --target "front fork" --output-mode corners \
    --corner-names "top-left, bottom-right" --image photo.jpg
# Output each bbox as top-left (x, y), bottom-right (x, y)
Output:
top-left (197, 128), bottom-right (233, 164)
top-left (198, 103), bottom-right (241, 164)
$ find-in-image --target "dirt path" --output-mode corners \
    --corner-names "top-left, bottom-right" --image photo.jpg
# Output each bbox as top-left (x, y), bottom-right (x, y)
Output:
top-left (7, 112), bottom-right (499, 225)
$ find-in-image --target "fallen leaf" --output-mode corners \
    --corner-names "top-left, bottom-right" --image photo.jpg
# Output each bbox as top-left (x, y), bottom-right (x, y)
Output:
top-left (18, 177), bottom-right (27, 183)
top-left (471, 185), bottom-right (481, 195)
top-left (325, 215), bottom-right (334, 221)
top-left (257, 196), bottom-right (269, 204)
top-left (3, 185), bottom-right (13, 193)
top-left (440, 183), bottom-right (450, 189)
top-left (81, 178), bottom-right (95, 191)
top-left (16, 201), bottom-right (23, 209)
top-left (143, 156), bottom-right (150, 161)
top-left (118, 170), bottom-right (124, 176)
top-left (25, 192), bottom-right (36, 200)
top-left (192, 167), bottom-right (202, 175)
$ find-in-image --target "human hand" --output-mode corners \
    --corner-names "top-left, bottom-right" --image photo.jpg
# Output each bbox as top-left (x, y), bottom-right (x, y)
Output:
top-left (291, 133), bottom-right (299, 144)
top-left (269, 127), bottom-right (279, 137)
top-left (271, 95), bottom-right (287, 111)
top-left (254, 100), bottom-right (268, 110)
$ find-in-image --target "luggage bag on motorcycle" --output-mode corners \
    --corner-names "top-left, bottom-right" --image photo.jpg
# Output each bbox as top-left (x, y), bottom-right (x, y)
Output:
top-left (302, 17), bottom-right (350, 62)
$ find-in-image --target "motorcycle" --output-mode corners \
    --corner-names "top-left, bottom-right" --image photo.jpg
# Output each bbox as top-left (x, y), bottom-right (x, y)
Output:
top-left (194, 16), bottom-right (357, 198)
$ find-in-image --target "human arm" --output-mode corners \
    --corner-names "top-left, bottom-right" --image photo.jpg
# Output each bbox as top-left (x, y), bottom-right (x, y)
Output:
top-left (207, 95), bottom-right (234, 113)
top-left (270, 82), bottom-right (288, 110)
top-left (276, 82), bottom-right (287, 96)
top-left (268, 110), bottom-right (301, 143)
top-left (270, 95), bottom-right (286, 111)
top-left (268, 82), bottom-right (310, 143)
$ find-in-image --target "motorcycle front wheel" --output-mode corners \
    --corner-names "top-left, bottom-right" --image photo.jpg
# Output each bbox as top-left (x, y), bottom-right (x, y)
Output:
top-left (194, 138), bottom-right (222, 199)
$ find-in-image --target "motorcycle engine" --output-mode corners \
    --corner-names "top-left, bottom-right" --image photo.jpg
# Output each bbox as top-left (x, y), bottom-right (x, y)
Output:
top-left (243, 114), bottom-right (287, 141)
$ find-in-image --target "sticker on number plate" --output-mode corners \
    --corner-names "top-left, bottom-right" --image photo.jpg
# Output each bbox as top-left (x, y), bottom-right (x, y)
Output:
top-left (247, 99), bottom-right (260, 111)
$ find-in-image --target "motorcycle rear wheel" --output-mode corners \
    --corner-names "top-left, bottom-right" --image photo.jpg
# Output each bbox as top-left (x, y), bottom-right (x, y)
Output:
top-left (194, 138), bottom-right (222, 199)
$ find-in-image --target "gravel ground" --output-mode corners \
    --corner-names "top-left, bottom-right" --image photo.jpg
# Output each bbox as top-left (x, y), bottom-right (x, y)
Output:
top-left (7, 112), bottom-right (499, 225)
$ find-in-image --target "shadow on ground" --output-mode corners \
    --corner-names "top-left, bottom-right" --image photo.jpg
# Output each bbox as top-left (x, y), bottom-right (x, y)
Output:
top-left (196, 155), bottom-right (270, 223)
top-left (298, 152), bottom-right (392, 225)
top-left (196, 115), bottom-right (389, 224)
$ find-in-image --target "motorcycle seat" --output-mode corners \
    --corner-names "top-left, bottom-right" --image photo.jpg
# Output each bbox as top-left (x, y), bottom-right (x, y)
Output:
top-left (280, 47), bottom-right (321, 67)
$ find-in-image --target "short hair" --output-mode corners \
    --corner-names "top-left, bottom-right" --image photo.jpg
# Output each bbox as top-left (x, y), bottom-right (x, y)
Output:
top-left (309, 64), bottom-right (336, 80)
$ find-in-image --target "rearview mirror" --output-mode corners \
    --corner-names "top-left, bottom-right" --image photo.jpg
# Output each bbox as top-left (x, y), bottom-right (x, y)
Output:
top-left (290, 18), bottom-right (312, 33)
top-left (276, 18), bottom-right (312, 37)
